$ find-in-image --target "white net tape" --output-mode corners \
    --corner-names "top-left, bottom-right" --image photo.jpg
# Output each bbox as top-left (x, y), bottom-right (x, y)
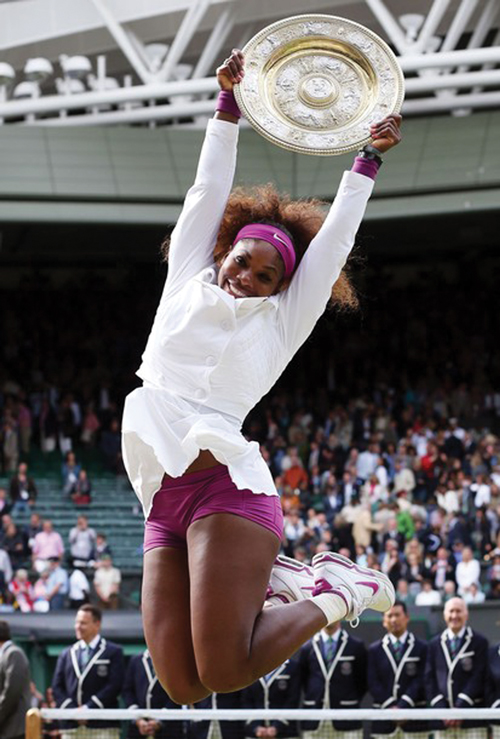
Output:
top-left (39, 709), bottom-right (500, 720)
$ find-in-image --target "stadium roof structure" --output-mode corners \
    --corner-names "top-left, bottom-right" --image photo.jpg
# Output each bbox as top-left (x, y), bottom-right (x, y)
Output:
top-left (0, 0), bottom-right (499, 127)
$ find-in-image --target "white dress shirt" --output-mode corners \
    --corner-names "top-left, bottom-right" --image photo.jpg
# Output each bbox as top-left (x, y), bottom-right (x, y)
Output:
top-left (122, 118), bottom-right (374, 517)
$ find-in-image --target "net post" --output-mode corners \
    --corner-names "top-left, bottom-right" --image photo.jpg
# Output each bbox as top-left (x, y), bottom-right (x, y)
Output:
top-left (26, 708), bottom-right (43, 739)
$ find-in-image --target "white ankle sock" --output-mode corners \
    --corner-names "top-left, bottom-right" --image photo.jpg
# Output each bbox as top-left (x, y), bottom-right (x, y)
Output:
top-left (311, 589), bottom-right (351, 625)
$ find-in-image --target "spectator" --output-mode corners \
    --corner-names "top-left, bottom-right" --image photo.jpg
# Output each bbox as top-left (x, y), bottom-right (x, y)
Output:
top-left (70, 469), bottom-right (92, 505)
top-left (16, 394), bottom-right (32, 456)
top-left (299, 621), bottom-right (366, 739)
top-left (0, 620), bottom-right (32, 737)
top-left (33, 568), bottom-right (51, 613)
top-left (430, 547), bottom-right (456, 592)
top-left (0, 546), bottom-right (12, 586)
top-left (32, 519), bottom-right (64, 573)
top-left (0, 488), bottom-right (11, 518)
top-left (68, 515), bottom-right (96, 567)
top-left (2, 521), bottom-right (27, 570)
top-left (367, 601), bottom-right (427, 737)
top-left (425, 597), bottom-right (488, 737)
top-left (9, 568), bottom-right (35, 613)
top-left (9, 461), bottom-right (37, 515)
top-left (2, 418), bottom-right (19, 474)
top-left (123, 649), bottom-right (183, 739)
top-left (80, 403), bottom-right (101, 446)
top-left (94, 532), bottom-right (112, 562)
top-left (61, 451), bottom-right (81, 496)
top-left (51, 604), bottom-right (124, 738)
top-left (100, 418), bottom-right (123, 473)
top-left (93, 554), bottom-right (121, 610)
top-left (46, 557), bottom-right (69, 611)
top-left (463, 582), bottom-right (486, 605)
top-left (242, 659), bottom-right (301, 739)
top-left (455, 546), bottom-right (481, 597)
top-left (25, 512), bottom-right (43, 555)
top-left (68, 568), bottom-right (91, 610)
top-left (414, 579), bottom-right (442, 606)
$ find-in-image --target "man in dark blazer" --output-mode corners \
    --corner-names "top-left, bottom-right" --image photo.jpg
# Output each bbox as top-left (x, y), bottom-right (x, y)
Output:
top-left (52, 603), bottom-right (124, 739)
top-left (191, 689), bottom-right (244, 739)
top-left (242, 659), bottom-right (301, 739)
top-left (368, 601), bottom-right (428, 739)
top-left (0, 620), bottom-right (31, 739)
top-left (487, 639), bottom-right (500, 739)
top-left (123, 648), bottom-right (184, 739)
top-left (425, 596), bottom-right (488, 739)
top-left (299, 621), bottom-right (367, 739)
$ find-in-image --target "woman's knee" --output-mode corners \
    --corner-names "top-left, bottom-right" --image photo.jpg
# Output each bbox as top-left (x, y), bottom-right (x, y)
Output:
top-left (156, 667), bottom-right (211, 705)
top-left (197, 652), bottom-right (251, 695)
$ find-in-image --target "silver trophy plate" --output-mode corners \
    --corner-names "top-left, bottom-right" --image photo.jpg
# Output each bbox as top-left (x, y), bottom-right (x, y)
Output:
top-left (234, 14), bottom-right (405, 156)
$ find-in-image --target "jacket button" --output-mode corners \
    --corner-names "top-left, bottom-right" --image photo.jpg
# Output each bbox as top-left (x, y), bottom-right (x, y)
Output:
top-left (194, 389), bottom-right (206, 400)
top-left (205, 356), bottom-right (216, 366)
top-left (220, 320), bottom-right (231, 331)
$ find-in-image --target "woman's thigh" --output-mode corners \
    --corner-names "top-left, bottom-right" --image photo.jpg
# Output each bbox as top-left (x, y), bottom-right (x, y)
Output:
top-left (142, 547), bottom-right (210, 704)
top-left (187, 512), bottom-right (280, 691)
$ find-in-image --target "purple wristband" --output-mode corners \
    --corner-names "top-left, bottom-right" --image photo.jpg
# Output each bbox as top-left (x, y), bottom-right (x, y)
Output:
top-left (216, 90), bottom-right (241, 119)
top-left (351, 156), bottom-right (380, 180)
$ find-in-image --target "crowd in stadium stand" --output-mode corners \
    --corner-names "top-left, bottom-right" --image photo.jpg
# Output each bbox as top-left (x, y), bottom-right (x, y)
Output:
top-left (0, 270), bottom-right (499, 610)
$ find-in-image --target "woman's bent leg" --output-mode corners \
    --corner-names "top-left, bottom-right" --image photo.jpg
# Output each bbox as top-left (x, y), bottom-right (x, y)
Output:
top-left (142, 547), bottom-right (211, 704)
top-left (187, 513), bottom-right (328, 693)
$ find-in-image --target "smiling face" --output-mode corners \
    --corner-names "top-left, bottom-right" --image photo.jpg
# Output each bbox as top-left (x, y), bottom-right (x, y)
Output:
top-left (444, 597), bottom-right (468, 634)
top-left (217, 238), bottom-right (288, 298)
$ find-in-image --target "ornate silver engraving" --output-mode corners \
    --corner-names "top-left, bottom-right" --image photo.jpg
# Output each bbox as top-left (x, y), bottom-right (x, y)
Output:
top-left (234, 14), bottom-right (405, 156)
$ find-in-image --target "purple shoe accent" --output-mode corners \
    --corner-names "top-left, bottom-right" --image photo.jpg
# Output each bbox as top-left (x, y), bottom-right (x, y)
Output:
top-left (312, 584), bottom-right (350, 611)
top-left (273, 593), bottom-right (291, 604)
top-left (312, 578), bottom-right (335, 596)
top-left (275, 559), bottom-right (313, 575)
top-left (315, 553), bottom-right (380, 579)
top-left (356, 581), bottom-right (379, 594)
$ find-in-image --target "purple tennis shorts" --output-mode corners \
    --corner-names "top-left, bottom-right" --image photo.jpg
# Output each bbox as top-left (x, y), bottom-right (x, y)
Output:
top-left (143, 465), bottom-right (284, 552)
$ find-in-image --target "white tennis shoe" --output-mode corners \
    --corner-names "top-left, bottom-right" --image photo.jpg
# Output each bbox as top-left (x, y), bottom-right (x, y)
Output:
top-left (266, 555), bottom-right (315, 605)
top-left (312, 551), bottom-right (395, 626)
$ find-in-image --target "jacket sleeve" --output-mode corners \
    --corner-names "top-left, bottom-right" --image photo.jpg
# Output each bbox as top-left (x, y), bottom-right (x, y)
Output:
top-left (86, 646), bottom-right (125, 709)
top-left (164, 118), bottom-right (239, 296)
top-left (425, 642), bottom-right (447, 708)
top-left (456, 637), bottom-right (489, 707)
top-left (52, 652), bottom-right (77, 709)
top-left (0, 649), bottom-right (28, 722)
top-left (353, 642), bottom-right (368, 702)
top-left (122, 656), bottom-right (139, 709)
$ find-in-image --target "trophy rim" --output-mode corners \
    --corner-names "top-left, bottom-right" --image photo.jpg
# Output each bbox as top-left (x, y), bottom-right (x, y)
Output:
top-left (234, 13), bottom-right (405, 156)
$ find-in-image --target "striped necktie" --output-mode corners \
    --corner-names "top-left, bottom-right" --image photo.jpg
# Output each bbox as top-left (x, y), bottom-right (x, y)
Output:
top-left (393, 639), bottom-right (403, 662)
top-left (449, 636), bottom-right (460, 657)
top-left (80, 644), bottom-right (91, 668)
top-left (325, 637), bottom-right (337, 666)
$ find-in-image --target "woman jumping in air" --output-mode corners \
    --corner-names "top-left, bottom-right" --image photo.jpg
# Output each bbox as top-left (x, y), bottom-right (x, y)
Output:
top-left (122, 49), bottom-right (402, 704)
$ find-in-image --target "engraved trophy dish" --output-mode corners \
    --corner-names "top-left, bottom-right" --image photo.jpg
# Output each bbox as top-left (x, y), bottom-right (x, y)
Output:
top-left (233, 14), bottom-right (405, 156)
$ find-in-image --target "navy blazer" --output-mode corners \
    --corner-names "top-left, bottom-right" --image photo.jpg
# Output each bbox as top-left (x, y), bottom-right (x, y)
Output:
top-left (242, 659), bottom-right (301, 738)
top-left (123, 650), bottom-right (183, 739)
top-left (191, 690), bottom-right (244, 739)
top-left (425, 626), bottom-right (488, 727)
top-left (52, 636), bottom-right (124, 728)
top-left (486, 643), bottom-right (500, 724)
top-left (299, 630), bottom-right (367, 730)
top-left (367, 632), bottom-right (427, 734)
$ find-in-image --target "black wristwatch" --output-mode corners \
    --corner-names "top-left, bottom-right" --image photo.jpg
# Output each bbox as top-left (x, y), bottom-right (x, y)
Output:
top-left (357, 144), bottom-right (383, 166)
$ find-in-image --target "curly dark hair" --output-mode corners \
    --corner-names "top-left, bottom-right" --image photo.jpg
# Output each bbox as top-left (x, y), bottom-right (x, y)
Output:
top-left (161, 183), bottom-right (359, 310)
